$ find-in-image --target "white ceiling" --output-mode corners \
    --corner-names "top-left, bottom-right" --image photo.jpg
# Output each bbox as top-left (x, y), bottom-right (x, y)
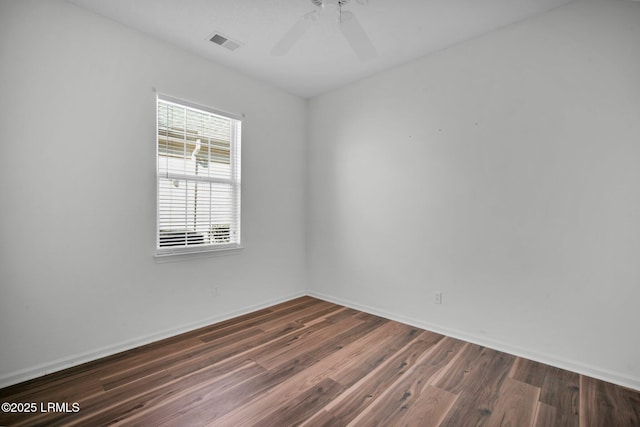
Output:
top-left (66, 0), bottom-right (574, 98)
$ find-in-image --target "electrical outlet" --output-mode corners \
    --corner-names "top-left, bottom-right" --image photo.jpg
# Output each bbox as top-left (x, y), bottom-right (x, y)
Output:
top-left (434, 292), bottom-right (442, 304)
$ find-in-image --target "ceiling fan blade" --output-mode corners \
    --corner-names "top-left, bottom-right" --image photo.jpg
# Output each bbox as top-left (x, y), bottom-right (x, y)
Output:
top-left (339, 10), bottom-right (377, 61)
top-left (271, 11), bottom-right (318, 56)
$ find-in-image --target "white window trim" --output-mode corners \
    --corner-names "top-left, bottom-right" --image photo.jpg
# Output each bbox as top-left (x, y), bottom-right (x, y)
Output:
top-left (155, 93), bottom-right (242, 258)
top-left (153, 245), bottom-right (244, 263)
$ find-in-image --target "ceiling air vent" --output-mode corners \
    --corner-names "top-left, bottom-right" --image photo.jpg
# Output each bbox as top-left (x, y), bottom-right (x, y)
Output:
top-left (209, 32), bottom-right (242, 51)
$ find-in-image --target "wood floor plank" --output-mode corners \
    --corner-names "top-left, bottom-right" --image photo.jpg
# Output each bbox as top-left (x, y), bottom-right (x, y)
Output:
top-left (166, 322), bottom-right (306, 379)
top-left (0, 355), bottom-right (119, 401)
top-left (510, 357), bottom-right (552, 388)
top-left (431, 342), bottom-right (487, 394)
top-left (101, 361), bottom-right (269, 427)
top-left (196, 299), bottom-right (322, 342)
top-left (257, 301), bottom-right (343, 331)
top-left (436, 346), bottom-right (515, 426)
top-left (327, 321), bottom-right (420, 386)
top-left (2, 296), bottom-right (639, 427)
top-left (325, 307), bottom-right (360, 323)
top-left (300, 410), bottom-right (341, 427)
top-left (66, 357), bottom-right (263, 426)
top-left (243, 378), bottom-right (346, 427)
top-left (156, 353), bottom-right (321, 426)
top-left (313, 331), bottom-right (446, 425)
top-left (193, 296), bottom-right (323, 343)
top-left (580, 375), bottom-right (640, 427)
top-left (99, 334), bottom-right (258, 391)
top-left (534, 402), bottom-right (558, 427)
top-left (485, 377), bottom-right (540, 427)
top-left (0, 376), bottom-right (103, 417)
top-left (390, 385), bottom-right (458, 427)
top-left (541, 365), bottom-right (580, 427)
top-left (74, 364), bottom-right (265, 427)
top-left (346, 336), bottom-right (467, 427)
top-left (209, 317), bottom-right (389, 426)
top-left (251, 315), bottom-right (365, 370)
top-left (11, 369), bottom-right (176, 427)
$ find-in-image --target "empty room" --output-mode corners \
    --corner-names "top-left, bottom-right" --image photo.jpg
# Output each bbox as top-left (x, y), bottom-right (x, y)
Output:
top-left (1, 0), bottom-right (639, 425)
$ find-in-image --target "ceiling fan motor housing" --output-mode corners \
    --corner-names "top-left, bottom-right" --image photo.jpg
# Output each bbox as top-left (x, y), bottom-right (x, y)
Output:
top-left (273, 0), bottom-right (375, 61)
top-left (311, 0), bottom-right (350, 7)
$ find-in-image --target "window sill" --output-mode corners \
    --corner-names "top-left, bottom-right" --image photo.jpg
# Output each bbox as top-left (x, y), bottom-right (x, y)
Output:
top-left (154, 245), bottom-right (244, 263)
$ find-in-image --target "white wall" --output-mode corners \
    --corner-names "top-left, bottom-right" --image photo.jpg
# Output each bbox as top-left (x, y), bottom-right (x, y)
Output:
top-left (0, 0), bottom-right (307, 385)
top-left (307, 0), bottom-right (640, 388)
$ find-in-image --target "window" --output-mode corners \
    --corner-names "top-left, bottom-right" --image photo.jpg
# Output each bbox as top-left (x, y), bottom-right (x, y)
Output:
top-left (156, 95), bottom-right (241, 255)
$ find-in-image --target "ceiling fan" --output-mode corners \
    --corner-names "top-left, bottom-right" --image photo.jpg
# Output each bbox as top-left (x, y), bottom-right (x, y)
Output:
top-left (271, 0), bottom-right (377, 61)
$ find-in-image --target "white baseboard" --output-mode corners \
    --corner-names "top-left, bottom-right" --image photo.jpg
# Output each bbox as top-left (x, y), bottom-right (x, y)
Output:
top-left (307, 290), bottom-right (640, 392)
top-left (0, 290), bottom-right (306, 389)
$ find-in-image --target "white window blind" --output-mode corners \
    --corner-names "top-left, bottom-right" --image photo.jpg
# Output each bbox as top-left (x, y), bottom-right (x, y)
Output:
top-left (156, 95), bottom-right (241, 254)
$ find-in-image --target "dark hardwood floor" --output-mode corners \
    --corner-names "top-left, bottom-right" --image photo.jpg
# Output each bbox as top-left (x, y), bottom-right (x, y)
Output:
top-left (1, 296), bottom-right (638, 426)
